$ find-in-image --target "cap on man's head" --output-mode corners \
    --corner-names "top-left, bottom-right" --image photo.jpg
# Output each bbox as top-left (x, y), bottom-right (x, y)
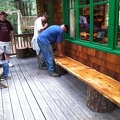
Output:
top-left (64, 24), bottom-right (69, 33)
top-left (0, 11), bottom-right (8, 16)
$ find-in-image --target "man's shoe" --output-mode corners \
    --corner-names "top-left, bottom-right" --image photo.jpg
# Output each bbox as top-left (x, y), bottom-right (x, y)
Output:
top-left (41, 66), bottom-right (47, 70)
top-left (1, 76), bottom-right (8, 80)
top-left (49, 72), bottom-right (60, 77)
top-left (1, 76), bottom-right (11, 80)
top-left (8, 63), bottom-right (14, 67)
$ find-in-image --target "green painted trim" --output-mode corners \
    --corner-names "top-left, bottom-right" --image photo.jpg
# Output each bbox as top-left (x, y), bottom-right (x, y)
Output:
top-left (75, 0), bottom-right (79, 39)
top-left (45, 2), bottom-right (53, 25)
top-left (114, 0), bottom-right (120, 49)
top-left (62, 0), bottom-right (68, 24)
top-left (62, 0), bottom-right (120, 56)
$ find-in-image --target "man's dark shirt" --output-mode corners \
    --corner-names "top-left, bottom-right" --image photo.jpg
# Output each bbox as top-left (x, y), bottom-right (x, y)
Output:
top-left (0, 20), bottom-right (13, 42)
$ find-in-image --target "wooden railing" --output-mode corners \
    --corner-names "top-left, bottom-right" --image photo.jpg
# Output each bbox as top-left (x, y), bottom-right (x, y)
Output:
top-left (11, 33), bottom-right (33, 55)
top-left (22, 16), bottom-right (37, 29)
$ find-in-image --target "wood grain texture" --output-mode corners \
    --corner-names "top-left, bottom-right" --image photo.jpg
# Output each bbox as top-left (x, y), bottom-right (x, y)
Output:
top-left (1, 57), bottom-right (120, 120)
top-left (54, 55), bottom-right (120, 107)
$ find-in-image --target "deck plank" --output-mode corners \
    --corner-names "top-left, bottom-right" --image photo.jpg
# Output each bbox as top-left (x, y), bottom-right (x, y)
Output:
top-left (10, 59), bottom-right (35, 120)
top-left (12, 58), bottom-right (45, 120)
top-left (0, 56), bottom-right (119, 120)
top-left (1, 80), bottom-right (15, 120)
top-left (21, 58), bottom-right (68, 120)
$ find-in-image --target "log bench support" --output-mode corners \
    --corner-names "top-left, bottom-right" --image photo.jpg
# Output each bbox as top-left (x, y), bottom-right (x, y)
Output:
top-left (86, 86), bottom-right (115, 112)
top-left (54, 54), bottom-right (120, 113)
top-left (55, 64), bottom-right (68, 75)
top-left (28, 47), bottom-right (37, 57)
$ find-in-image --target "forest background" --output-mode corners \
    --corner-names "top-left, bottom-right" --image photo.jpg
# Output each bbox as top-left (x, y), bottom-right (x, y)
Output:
top-left (0, 0), bottom-right (37, 33)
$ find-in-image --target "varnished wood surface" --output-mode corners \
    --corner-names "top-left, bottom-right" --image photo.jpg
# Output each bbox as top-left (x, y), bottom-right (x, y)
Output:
top-left (54, 55), bottom-right (120, 107)
top-left (0, 57), bottom-right (120, 120)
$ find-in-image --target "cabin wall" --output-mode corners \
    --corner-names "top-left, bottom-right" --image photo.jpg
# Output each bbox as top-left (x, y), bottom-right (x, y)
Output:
top-left (36, 0), bottom-right (45, 16)
top-left (36, 0), bottom-right (120, 81)
top-left (62, 41), bottom-right (120, 81)
top-left (52, 0), bottom-right (63, 25)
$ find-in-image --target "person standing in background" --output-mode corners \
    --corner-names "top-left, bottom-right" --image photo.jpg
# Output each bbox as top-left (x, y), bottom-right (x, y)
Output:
top-left (80, 16), bottom-right (88, 24)
top-left (32, 12), bottom-right (49, 69)
top-left (0, 11), bottom-right (15, 67)
top-left (32, 12), bottom-right (49, 55)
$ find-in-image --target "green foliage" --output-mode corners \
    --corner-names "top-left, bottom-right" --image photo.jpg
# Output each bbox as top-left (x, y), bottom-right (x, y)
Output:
top-left (8, 13), bottom-right (18, 34)
top-left (0, 0), bottom-right (17, 11)
top-left (0, 0), bottom-right (37, 34)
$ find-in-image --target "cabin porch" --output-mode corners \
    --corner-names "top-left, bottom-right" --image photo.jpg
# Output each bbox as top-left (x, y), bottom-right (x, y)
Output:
top-left (0, 56), bottom-right (120, 120)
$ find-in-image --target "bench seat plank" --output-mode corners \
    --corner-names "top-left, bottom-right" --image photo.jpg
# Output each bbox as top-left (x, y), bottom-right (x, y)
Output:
top-left (54, 55), bottom-right (120, 107)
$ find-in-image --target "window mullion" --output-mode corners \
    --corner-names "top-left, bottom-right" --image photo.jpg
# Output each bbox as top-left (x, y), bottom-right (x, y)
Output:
top-left (75, 0), bottom-right (79, 39)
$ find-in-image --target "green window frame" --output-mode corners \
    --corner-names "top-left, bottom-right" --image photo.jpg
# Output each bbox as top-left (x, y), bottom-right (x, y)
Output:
top-left (62, 0), bottom-right (120, 56)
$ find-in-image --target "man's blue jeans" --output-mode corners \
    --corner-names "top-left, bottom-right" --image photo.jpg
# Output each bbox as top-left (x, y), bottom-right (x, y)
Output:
top-left (37, 40), bottom-right (55, 74)
top-left (0, 60), bottom-right (9, 77)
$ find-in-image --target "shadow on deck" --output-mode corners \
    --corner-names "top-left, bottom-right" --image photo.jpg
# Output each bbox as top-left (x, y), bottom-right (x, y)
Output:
top-left (0, 56), bottom-right (120, 120)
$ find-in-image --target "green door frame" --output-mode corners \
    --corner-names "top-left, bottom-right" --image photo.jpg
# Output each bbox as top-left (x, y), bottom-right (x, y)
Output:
top-left (45, 2), bottom-right (53, 26)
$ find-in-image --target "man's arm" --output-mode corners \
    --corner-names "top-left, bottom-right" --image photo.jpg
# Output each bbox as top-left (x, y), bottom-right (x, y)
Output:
top-left (10, 30), bottom-right (15, 44)
top-left (57, 43), bottom-right (64, 57)
top-left (42, 22), bottom-right (48, 30)
top-left (38, 22), bottom-right (48, 32)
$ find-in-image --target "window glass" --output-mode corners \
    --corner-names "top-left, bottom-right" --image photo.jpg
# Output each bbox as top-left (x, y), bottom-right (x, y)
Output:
top-left (117, 2), bottom-right (120, 46)
top-left (69, 9), bottom-right (76, 38)
top-left (79, 7), bottom-right (90, 41)
top-left (79, 0), bottom-right (90, 5)
top-left (93, 3), bottom-right (108, 44)
top-left (64, 0), bottom-right (120, 55)
top-left (69, 0), bottom-right (75, 8)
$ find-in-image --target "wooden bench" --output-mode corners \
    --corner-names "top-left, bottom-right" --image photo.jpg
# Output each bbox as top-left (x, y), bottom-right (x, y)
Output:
top-left (54, 54), bottom-right (120, 112)
top-left (0, 67), bottom-right (7, 88)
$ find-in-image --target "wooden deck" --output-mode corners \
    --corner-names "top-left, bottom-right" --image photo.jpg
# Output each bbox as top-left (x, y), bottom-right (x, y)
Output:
top-left (0, 56), bottom-right (120, 120)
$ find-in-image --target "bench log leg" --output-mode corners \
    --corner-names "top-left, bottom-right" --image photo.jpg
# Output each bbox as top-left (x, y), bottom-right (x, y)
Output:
top-left (55, 64), bottom-right (68, 75)
top-left (86, 86), bottom-right (115, 113)
top-left (28, 47), bottom-right (37, 57)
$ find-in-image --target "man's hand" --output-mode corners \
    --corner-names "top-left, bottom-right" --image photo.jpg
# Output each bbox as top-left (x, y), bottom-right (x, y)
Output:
top-left (12, 38), bottom-right (15, 44)
top-left (58, 53), bottom-right (64, 57)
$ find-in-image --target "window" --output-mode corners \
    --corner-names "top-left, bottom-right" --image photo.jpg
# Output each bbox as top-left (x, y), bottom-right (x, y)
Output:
top-left (117, 1), bottom-right (120, 46)
top-left (63, 0), bottom-right (120, 55)
top-left (68, 0), bottom-right (76, 38)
